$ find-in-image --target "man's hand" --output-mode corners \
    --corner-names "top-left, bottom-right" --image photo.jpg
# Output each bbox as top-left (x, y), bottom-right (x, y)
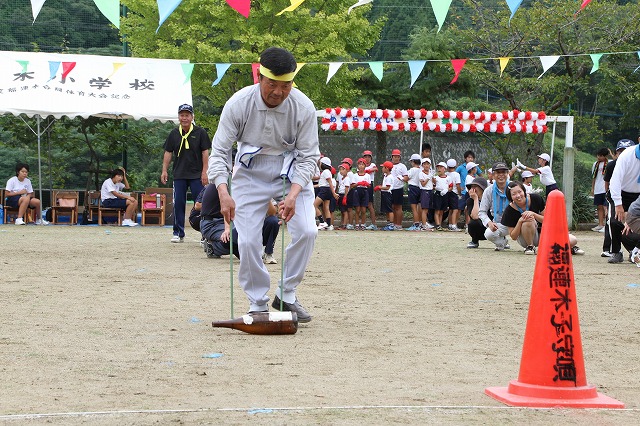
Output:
top-left (487, 220), bottom-right (498, 232)
top-left (200, 171), bottom-right (208, 186)
top-left (220, 229), bottom-right (231, 243)
top-left (160, 171), bottom-right (168, 185)
top-left (218, 184), bottom-right (235, 223)
top-left (615, 205), bottom-right (626, 222)
top-left (279, 183), bottom-right (302, 223)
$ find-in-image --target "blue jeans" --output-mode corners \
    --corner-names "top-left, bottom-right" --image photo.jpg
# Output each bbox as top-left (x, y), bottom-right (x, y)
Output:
top-left (173, 179), bottom-right (204, 238)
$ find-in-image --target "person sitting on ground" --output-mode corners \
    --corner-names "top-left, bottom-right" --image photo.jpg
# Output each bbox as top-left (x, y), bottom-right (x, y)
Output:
top-left (465, 177), bottom-right (488, 248)
top-left (501, 181), bottom-right (584, 255)
top-left (5, 163), bottom-right (48, 225)
top-left (100, 168), bottom-right (139, 227)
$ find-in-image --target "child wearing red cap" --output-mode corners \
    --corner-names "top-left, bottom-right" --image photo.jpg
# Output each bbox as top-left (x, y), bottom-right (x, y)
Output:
top-left (337, 162), bottom-right (352, 229)
top-left (376, 161), bottom-right (395, 230)
top-left (406, 154), bottom-right (423, 231)
top-left (353, 158), bottom-right (372, 230)
top-left (419, 157), bottom-right (435, 230)
top-left (390, 149), bottom-right (408, 230)
top-left (363, 150), bottom-right (378, 229)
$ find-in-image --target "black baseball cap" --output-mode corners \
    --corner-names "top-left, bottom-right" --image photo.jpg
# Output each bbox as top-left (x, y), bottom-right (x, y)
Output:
top-left (178, 104), bottom-right (194, 114)
top-left (492, 161), bottom-right (509, 171)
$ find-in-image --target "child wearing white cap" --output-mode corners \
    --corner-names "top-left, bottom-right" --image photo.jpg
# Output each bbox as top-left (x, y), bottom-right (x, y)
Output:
top-left (516, 153), bottom-right (558, 196)
top-left (419, 157), bottom-right (435, 230)
top-left (314, 157), bottom-right (338, 230)
top-left (433, 162), bottom-right (451, 231)
top-left (406, 154), bottom-right (423, 231)
top-left (445, 158), bottom-right (462, 231)
top-left (520, 170), bottom-right (535, 194)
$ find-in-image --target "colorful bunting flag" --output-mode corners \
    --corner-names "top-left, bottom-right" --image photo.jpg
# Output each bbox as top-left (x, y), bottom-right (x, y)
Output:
top-left (212, 63), bottom-right (231, 86)
top-left (408, 60), bottom-right (426, 88)
top-left (48, 61), bottom-right (60, 81)
top-left (29, 0), bottom-right (46, 23)
top-left (368, 61), bottom-right (384, 81)
top-left (61, 62), bottom-right (77, 82)
top-left (506, 0), bottom-right (523, 22)
top-left (181, 63), bottom-right (194, 84)
top-left (252, 63), bottom-right (260, 84)
top-left (276, 0), bottom-right (307, 16)
top-left (589, 53), bottom-right (603, 74)
top-left (580, 0), bottom-right (592, 11)
top-left (93, 0), bottom-right (120, 28)
top-left (16, 60), bottom-right (29, 73)
top-left (107, 62), bottom-right (125, 79)
top-left (450, 59), bottom-right (467, 84)
top-left (326, 62), bottom-right (342, 84)
top-left (538, 55), bottom-right (560, 79)
top-left (430, 0), bottom-right (452, 32)
top-left (499, 57), bottom-right (510, 77)
top-left (225, 0), bottom-right (250, 18)
top-left (156, 0), bottom-right (183, 32)
top-left (348, 0), bottom-right (373, 15)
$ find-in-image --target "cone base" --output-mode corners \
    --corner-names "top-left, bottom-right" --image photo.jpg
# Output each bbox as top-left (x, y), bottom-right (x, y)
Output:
top-left (486, 381), bottom-right (624, 408)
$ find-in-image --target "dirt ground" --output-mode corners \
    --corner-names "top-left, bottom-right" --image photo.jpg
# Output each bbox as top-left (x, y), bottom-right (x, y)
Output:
top-left (1, 222), bottom-right (639, 425)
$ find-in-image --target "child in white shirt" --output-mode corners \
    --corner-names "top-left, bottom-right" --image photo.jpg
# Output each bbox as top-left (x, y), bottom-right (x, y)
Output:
top-left (419, 158), bottom-right (434, 230)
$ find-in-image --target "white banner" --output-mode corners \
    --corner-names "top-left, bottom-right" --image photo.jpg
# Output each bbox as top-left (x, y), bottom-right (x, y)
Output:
top-left (0, 51), bottom-right (192, 123)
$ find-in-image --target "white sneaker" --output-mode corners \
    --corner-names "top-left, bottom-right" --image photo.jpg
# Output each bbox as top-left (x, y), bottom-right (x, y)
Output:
top-left (326, 225), bottom-right (334, 231)
top-left (15, 218), bottom-right (26, 225)
top-left (263, 253), bottom-right (278, 264)
top-left (170, 235), bottom-right (184, 243)
top-left (631, 248), bottom-right (640, 268)
top-left (317, 222), bottom-right (328, 230)
top-left (122, 219), bottom-right (139, 227)
top-left (35, 219), bottom-right (49, 225)
top-left (591, 225), bottom-right (603, 232)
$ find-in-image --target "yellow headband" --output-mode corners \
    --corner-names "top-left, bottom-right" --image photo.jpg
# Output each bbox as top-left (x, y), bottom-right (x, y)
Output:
top-left (259, 65), bottom-right (296, 82)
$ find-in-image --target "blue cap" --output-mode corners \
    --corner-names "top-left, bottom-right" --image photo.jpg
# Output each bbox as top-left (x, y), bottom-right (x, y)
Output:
top-left (178, 104), bottom-right (194, 114)
top-left (616, 139), bottom-right (634, 151)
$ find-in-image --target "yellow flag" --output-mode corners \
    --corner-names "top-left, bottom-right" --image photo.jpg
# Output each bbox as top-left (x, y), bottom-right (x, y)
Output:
top-left (276, 0), bottom-right (306, 16)
top-left (108, 63), bottom-right (126, 79)
top-left (499, 57), bottom-right (510, 77)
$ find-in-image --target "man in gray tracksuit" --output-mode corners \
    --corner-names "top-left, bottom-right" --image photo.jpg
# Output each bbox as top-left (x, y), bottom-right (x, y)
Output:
top-left (478, 161), bottom-right (511, 251)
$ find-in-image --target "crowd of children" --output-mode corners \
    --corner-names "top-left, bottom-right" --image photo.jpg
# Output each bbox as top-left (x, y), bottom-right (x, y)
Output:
top-left (313, 145), bottom-right (554, 235)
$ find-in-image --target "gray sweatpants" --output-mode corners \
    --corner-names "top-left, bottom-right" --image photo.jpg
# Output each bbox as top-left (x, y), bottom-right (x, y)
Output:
top-left (232, 154), bottom-right (317, 312)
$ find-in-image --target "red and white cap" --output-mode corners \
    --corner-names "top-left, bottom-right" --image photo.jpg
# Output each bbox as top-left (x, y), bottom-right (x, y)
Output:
top-left (391, 149), bottom-right (401, 156)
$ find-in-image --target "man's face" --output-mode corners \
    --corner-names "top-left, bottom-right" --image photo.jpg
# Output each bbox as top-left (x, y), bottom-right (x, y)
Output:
top-left (259, 75), bottom-right (293, 108)
top-left (178, 111), bottom-right (193, 128)
top-left (494, 169), bottom-right (508, 185)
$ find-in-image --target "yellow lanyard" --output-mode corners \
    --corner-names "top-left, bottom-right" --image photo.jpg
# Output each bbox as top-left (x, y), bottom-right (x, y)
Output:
top-left (177, 123), bottom-right (193, 156)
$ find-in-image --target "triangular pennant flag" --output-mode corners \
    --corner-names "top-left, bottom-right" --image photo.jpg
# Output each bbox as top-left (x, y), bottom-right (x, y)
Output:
top-left (348, 0), bottom-right (373, 15)
top-left (450, 59), bottom-right (467, 84)
top-left (368, 61), bottom-right (384, 81)
top-left (48, 61), bottom-right (60, 81)
top-left (156, 0), bottom-right (183, 32)
top-left (276, 0), bottom-right (306, 16)
top-left (589, 53), bottom-right (603, 74)
top-left (538, 55), bottom-right (560, 79)
top-left (505, 0), bottom-right (523, 22)
top-left (225, 0), bottom-right (250, 18)
top-left (212, 63), bottom-right (231, 86)
top-left (635, 51), bottom-right (640, 73)
top-left (16, 60), bottom-right (29, 73)
top-left (326, 62), bottom-right (342, 84)
top-left (252, 63), bottom-right (260, 84)
top-left (499, 57), bottom-right (510, 77)
top-left (408, 60), bottom-right (426, 88)
top-left (580, 0), bottom-right (592, 11)
top-left (61, 62), bottom-right (77, 80)
top-left (429, 0), bottom-right (452, 32)
top-left (30, 0), bottom-right (46, 23)
top-left (93, 0), bottom-right (120, 28)
top-left (181, 63), bottom-right (194, 84)
top-left (107, 62), bottom-right (125, 79)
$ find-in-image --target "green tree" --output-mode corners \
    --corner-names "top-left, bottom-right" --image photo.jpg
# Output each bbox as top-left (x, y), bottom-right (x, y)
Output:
top-left (120, 0), bottom-right (384, 130)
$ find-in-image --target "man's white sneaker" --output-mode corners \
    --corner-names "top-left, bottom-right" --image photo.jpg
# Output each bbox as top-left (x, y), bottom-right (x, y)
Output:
top-left (170, 235), bottom-right (184, 243)
top-left (122, 219), bottom-right (139, 227)
top-left (317, 222), bottom-right (328, 230)
top-left (326, 225), bottom-right (334, 231)
top-left (15, 218), bottom-right (26, 225)
top-left (262, 253), bottom-right (278, 264)
top-left (35, 219), bottom-right (49, 225)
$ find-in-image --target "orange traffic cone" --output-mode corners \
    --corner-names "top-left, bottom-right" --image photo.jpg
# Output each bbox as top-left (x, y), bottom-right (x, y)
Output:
top-left (485, 190), bottom-right (624, 408)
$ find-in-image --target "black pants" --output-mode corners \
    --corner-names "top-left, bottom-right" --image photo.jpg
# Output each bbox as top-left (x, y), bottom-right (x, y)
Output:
top-left (467, 219), bottom-right (487, 244)
top-left (607, 190), bottom-right (640, 254)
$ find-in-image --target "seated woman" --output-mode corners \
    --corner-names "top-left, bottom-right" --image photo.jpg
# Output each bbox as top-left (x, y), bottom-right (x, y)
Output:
top-left (100, 168), bottom-right (139, 227)
top-left (5, 163), bottom-right (48, 225)
top-left (501, 181), bottom-right (584, 255)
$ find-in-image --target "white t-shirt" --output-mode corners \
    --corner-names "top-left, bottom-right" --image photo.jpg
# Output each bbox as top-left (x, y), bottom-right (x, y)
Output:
top-left (381, 174), bottom-right (393, 193)
top-left (407, 167), bottom-right (421, 187)
top-left (354, 173), bottom-right (371, 187)
top-left (434, 175), bottom-right (450, 195)
top-left (365, 162), bottom-right (377, 182)
top-left (592, 161), bottom-right (606, 195)
top-left (318, 169), bottom-right (332, 188)
top-left (338, 174), bottom-right (351, 194)
top-left (347, 171), bottom-right (358, 188)
top-left (465, 174), bottom-right (476, 188)
top-left (523, 182), bottom-right (533, 194)
top-left (446, 171), bottom-right (461, 195)
top-left (101, 178), bottom-right (125, 201)
top-left (537, 165), bottom-right (556, 186)
top-left (5, 176), bottom-right (33, 195)
top-left (419, 170), bottom-right (434, 190)
top-left (390, 163), bottom-right (408, 190)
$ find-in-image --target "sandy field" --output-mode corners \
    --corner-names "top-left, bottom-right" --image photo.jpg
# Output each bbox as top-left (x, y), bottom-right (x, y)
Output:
top-left (0, 222), bottom-right (639, 425)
